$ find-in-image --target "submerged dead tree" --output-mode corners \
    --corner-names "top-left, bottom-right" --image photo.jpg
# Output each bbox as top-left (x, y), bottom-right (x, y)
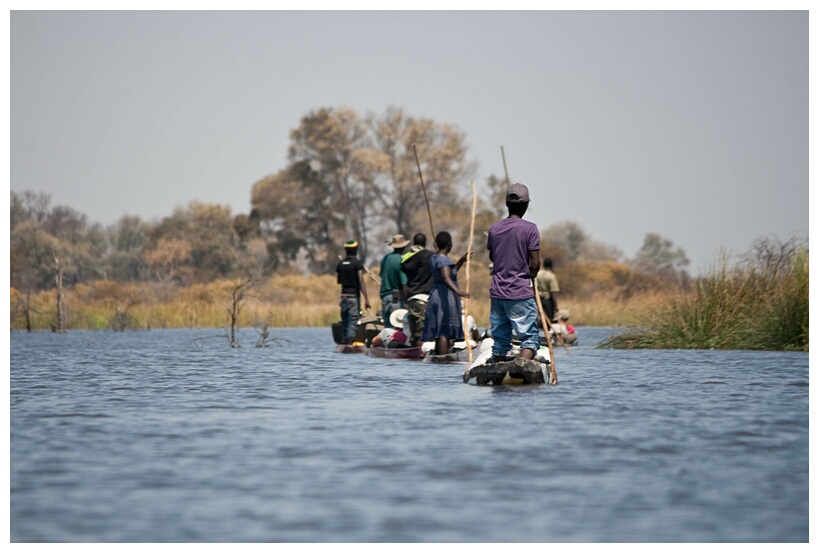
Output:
top-left (52, 250), bottom-right (67, 333)
top-left (225, 278), bottom-right (258, 347)
top-left (12, 288), bottom-right (37, 332)
top-left (252, 311), bottom-right (288, 348)
top-left (108, 298), bottom-right (139, 331)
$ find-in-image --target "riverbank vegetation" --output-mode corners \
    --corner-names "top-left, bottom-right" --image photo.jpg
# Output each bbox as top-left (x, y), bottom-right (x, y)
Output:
top-left (10, 263), bottom-right (669, 332)
top-left (10, 106), bottom-right (806, 351)
top-left (601, 238), bottom-right (809, 351)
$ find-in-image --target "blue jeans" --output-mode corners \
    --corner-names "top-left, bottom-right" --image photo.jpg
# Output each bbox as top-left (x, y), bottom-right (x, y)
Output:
top-left (490, 297), bottom-right (540, 358)
top-left (340, 296), bottom-right (360, 343)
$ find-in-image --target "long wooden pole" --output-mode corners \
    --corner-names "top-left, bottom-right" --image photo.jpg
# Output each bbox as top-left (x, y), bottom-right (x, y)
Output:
top-left (464, 180), bottom-right (477, 365)
top-left (501, 146), bottom-right (511, 186)
top-left (532, 280), bottom-right (558, 385)
top-left (412, 144), bottom-right (435, 239)
top-left (533, 278), bottom-right (570, 354)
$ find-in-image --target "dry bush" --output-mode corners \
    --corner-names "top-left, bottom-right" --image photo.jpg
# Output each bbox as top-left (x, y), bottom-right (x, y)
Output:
top-left (256, 274), bottom-right (339, 304)
top-left (9, 260), bottom-right (679, 332)
top-left (178, 282), bottom-right (217, 305)
top-left (557, 291), bottom-right (673, 327)
top-left (557, 261), bottom-right (631, 298)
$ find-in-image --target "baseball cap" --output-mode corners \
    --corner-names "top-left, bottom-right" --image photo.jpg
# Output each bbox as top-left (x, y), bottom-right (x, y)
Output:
top-left (506, 183), bottom-right (530, 203)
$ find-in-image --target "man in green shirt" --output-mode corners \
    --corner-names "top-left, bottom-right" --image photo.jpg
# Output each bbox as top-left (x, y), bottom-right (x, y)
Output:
top-left (380, 234), bottom-right (410, 327)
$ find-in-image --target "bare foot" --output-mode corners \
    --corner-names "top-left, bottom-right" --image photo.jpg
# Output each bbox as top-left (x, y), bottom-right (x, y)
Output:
top-left (519, 348), bottom-right (535, 360)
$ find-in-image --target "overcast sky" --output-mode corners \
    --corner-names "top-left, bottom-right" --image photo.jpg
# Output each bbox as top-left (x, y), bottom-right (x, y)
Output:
top-left (9, 9), bottom-right (810, 274)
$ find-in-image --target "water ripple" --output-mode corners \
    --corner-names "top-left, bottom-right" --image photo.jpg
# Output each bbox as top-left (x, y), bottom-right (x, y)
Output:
top-left (10, 327), bottom-right (809, 542)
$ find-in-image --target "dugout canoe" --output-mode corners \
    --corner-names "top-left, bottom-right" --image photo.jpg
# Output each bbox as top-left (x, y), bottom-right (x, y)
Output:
top-left (463, 357), bottom-right (550, 386)
top-left (335, 343), bottom-right (367, 354)
top-left (332, 316), bottom-right (384, 352)
top-left (423, 348), bottom-right (474, 364)
top-left (367, 346), bottom-right (425, 360)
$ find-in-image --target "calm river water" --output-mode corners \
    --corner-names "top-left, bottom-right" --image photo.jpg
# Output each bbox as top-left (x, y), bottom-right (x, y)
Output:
top-left (10, 327), bottom-right (809, 542)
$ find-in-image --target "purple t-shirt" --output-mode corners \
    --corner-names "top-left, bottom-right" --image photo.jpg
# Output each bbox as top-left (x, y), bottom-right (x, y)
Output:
top-left (487, 217), bottom-right (540, 300)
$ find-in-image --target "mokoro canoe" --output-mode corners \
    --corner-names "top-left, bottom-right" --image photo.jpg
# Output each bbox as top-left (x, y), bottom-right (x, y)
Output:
top-left (463, 357), bottom-right (549, 386)
top-left (332, 316), bottom-right (384, 348)
top-left (422, 348), bottom-right (474, 364)
top-left (368, 346), bottom-right (425, 360)
top-left (335, 343), bottom-right (367, 354)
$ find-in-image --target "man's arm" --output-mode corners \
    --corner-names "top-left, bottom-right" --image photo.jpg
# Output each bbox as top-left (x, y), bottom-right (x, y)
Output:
top-left (358, 270), bottom-right (371, 310)
top-left (528, 250), bottom-right (540, 279)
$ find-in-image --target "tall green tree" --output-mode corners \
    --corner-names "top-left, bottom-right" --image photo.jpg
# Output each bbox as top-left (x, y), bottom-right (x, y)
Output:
top-left (105, 215), bottom-right (149, 281)
top-left (540, 221), bottom-right (622, 264)
top-left (147, 202), bottom-right (241, 283)
top-left (252, 108), bottom-right (373, 272)
top-left (632, 232), bottom-right (690, 284)
top-left (10, 192), bottom-right (107, 289)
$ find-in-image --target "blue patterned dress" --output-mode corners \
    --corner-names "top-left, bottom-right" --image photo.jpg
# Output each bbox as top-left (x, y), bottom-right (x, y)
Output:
top-left (421, 254), bottom-right (465, 342)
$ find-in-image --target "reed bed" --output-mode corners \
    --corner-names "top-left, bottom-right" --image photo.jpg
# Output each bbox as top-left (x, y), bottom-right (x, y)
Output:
top-left (15, 251), bottom-right (805, 353)
top-left (601, 248), bottom-right (809, 351)
top-left (11, 276), bottom-right (664, 333)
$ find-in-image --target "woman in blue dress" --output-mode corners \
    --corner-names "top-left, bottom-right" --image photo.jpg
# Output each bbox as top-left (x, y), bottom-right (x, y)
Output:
top-left (421, 231), bottom-right (471, 355)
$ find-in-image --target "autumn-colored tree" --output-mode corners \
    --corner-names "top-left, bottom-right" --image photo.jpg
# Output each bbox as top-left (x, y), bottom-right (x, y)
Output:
top-left (252, 106), bottom-right (475, 273)
top-left (367, 106), bottom-right (475, 239)
top-left (144, 238), bottom-right (192, 298)
top-left (234, 237), bottom-right (273, 279)
top-left (147, 202), bottom-right (241, 282)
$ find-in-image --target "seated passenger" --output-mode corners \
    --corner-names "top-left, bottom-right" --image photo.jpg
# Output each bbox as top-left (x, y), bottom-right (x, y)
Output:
top-left (371, 309), bottom-right (411, 348)
top-left (550, 310), bottom-right (578, 345)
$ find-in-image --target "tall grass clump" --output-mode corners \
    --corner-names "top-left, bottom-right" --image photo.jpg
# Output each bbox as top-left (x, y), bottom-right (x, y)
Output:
top-left (602, 239), bottom-right (808, 351)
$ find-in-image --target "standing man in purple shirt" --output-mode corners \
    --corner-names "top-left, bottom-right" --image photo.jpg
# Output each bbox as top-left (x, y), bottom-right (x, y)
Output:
top-left (486, 183), bottom-right (541, 362)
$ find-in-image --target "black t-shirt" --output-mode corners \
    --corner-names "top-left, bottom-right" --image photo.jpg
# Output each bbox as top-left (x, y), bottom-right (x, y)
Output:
top-left (402, 249), bottom-right (434, 296)
top-left (336, 255), bottom-right (364, 296)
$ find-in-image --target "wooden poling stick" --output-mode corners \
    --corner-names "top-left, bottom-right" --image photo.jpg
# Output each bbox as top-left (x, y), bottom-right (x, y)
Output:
top-left (364, 266), bottom-right (381, 285)
top-left (464, 180), bottom-right (477, 365)
top-left (532, 279), bottom-right (558, 385)
top-left (412, 144), bottom-right (435, 240)
top-left (501, 146), bottom-right (511, 186)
